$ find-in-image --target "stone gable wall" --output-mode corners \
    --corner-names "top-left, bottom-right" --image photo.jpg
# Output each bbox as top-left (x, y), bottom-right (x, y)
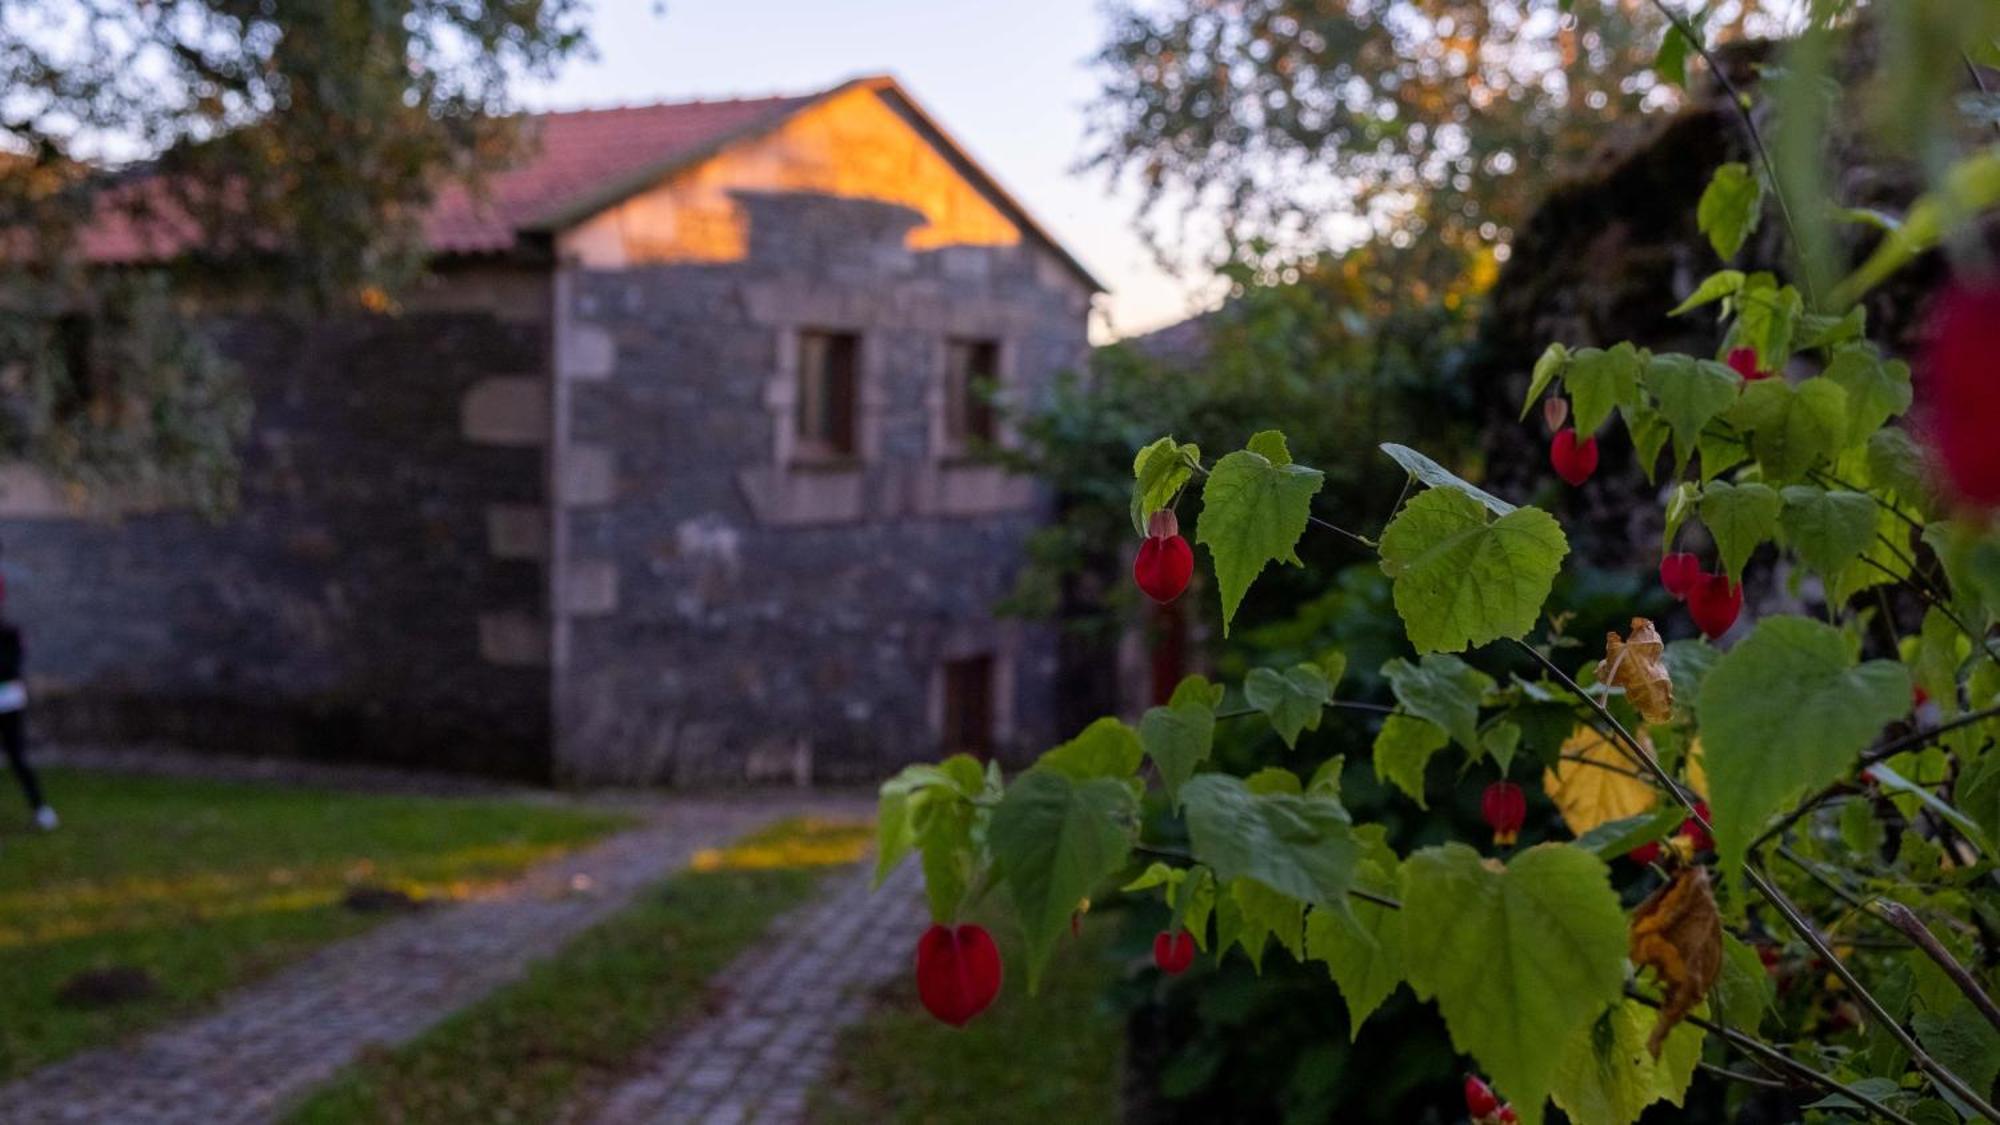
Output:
top-left (552, 191), bottom-right (1092, 784)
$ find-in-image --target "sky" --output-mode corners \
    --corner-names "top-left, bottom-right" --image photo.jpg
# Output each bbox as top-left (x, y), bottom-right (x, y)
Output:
top-left (518, 0), bottom-right (1220, 341)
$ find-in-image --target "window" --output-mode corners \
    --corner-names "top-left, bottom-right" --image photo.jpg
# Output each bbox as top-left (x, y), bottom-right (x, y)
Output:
top-left (943, 339), bottom-right (999, 451)
top-left (941, 654), bottom-right (995, 757)
top-left (795, 330), bottom-right (858, 461)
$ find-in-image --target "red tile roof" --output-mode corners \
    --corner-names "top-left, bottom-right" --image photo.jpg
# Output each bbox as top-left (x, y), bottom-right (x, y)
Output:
top-left (83, 91), bottom-right (818, 263)
top-left (77, 76), bottom-right (1102, 290)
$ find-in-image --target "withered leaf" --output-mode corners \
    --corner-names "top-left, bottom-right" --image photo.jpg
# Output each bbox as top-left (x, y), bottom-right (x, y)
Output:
top-left (1598, 617), bottom-right (1674, 725)
top-left (1629, 866), bottom-right (1723, 1057)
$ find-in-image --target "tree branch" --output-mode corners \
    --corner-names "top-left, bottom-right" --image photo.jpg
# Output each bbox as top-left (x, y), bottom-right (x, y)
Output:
top-left (1877, 899), bottom-right (2000, 1036)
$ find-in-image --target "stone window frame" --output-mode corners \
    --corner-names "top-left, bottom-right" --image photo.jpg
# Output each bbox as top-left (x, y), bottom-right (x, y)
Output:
top-left (764, 324), bottom-right (887, 471)
top-left (926, 334), bottom-right (1018, 464)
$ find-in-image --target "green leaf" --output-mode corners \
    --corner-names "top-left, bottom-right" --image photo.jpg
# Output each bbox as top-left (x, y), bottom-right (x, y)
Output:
top-left (1181, 773), bottom-right (1360, 915)
top-left (1374, 713), bottom-right (1449, 808)
top-left (877, 755), bottom-right (991, 919)
top-left (1711, 932), bottom-right (1776, 1033)
top-left (1565, 343), bottom-right (1646, 434)
top-left (1644, 353), bottom-right (1741, 471)
top-left (1223, 878), bottom-right (1305, 970)
top-left (1822, 346), bottom-right (1912, 447)
top-left (1198, 434), bottom-right (1326, 635)
top-left (1482, 721), bottom-right (1524, 774)
top-left (1698, 480), bottom-right (1782, 583)
top-left (1700, 616), bottom-right (1911, 877)
top-left (1521, 344), bottom-right (1569, 421)
top-left (1654, 21), bottom-right (1693, 88)
top-left (1957, 746), bottom-right (2000, 850)
top-left (1698, 162), bottom-right (1764, 260)
top-left (1318, 649), bottom-right (1348, 691)
top-left (1663, 482), bottom-right (1700, 554)
top-left (1127, 863), bottom-right (1218, 951)
top-left (1797, 305), bottom-right (1867, 349)
top-left (1868, 426), bottom-right (1931, 512)
top-left (1624, 404), bottom-right (1670, 483)
top-left (1662, 639), bottom-right (1720, 722)
top-left (1697, 427), bottom-right (1747, 482)
top-left (1868, 762), bottom-right (1991, 856)
top-left (1733, 276), bottom-right (1804, 371)
top-left (1245, 664), bottom-right (1331, 749)
top-left (1244, 766), bottom-right (1303, 795)
top-left (1669, 269), bottom-right (1746, 316)
top-left (1131, 436), bottom-right (1199, 534)
top-left (1913, 1005), bottom-right (2000, 1118)
top-left (1382, 654), bottom-right (1493, 751)
top-left (1306, 754), bottom-right (1346, 798)
top-left (1572, 805), bottom-right (1689, 858)
top-left (1379, 442), bottom-right (1517, 515)
top-left (1246, 430), bottom-right (1292, 465)
top-left (1039, 716), bottom-right (1143, 781)
top-left (1550, 999), bottom-right (1704, 1125)
top-left (1401, 843), bottom-right (1629, 1125)
top-left (1378, 489), bottom-right (1569, 654)
top-left (991, 769), bottom-right (1138, 989)
top-left (1778, 485), bottom-right (1877, 578)
top-left (1305, 827), bottom-right (1404, 1038)
top-left (1730, 376), bottom-right (1847, 484)
top-left (1141, 676), bottom-right (1222, 805)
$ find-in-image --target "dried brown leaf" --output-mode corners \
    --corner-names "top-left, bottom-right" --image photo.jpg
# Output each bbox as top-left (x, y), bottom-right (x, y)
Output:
top-left (1629, 866), bottom-right (1723, 1057)
top-left (1598, 617), bottom-right (1674, 725)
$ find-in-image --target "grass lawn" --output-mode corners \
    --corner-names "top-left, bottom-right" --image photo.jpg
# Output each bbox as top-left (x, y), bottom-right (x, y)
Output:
top-left (285, 815), bottom-right (874, 1125)
top-left (0, 767), bottom-right (630, 1081)
top-left (807, 912), bottom-right (1129, 1123)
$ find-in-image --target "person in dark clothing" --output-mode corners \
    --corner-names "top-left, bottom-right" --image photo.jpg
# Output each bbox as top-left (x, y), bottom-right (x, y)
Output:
top-left (0, 616), bottom-right (55, 830)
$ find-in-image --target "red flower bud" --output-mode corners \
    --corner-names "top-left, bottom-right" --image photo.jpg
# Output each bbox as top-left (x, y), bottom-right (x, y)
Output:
top-left (1134, 533), bottom-right (1194, 603)
top-left (1682, 802), bottom-right (1714, 853)
top-left (1498, 1106), bottom-right (1518, 1125)
top-left (1482, 781), bottom-right (1526, 847)
top-left (1465, 1075), bottom-right (1501, 1118)
top-left (1726, 347), bottom-right (1773, 382)
top-left (1628, 841), bottom-right (1663, 865)
top-left (1549, 428), bottom-right (1599, 486)
top-left (1919, 281), bottom-right (2000, 506)
top-left (1153, 929), bottom-right (1197, 975)
top-left (1542, 396), bottom-right (1570, 432)
top-left (1659, 552), bottom-right (1701, 600)
top-left (915, 923), bottom-right (1003, 1027)
top-left (1687, 571), bottom-right (1743, 639)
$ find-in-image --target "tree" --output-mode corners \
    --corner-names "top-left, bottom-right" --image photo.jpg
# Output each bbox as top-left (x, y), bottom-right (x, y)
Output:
top-left (0, 0), bottom-right (588, 510)
top-left (1085, 0), bottom-right (1781, 281)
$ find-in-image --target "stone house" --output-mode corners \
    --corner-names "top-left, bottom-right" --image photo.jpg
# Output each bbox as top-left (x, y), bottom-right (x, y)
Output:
top-left (4, 75), bottom-right (1098, 783)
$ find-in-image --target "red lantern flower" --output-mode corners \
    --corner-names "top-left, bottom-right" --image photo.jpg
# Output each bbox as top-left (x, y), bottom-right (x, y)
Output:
top-left (1726, 347), bottom-right (1774, 382)
top-left (1482, 781), bottom-right (1526, 847)
top-left (915, 923), bottom-right (1003, 1027)
top-left (1153, 929), bottom-right (1196, 975)
top-left (1687, 571), bottom-right (1743, 639)
top-left (1549, 428), bottom-right (1599, 486)
top-left (1465, 1075), bottom-right (1501, 1119)
top-left (1658, 552), bottom-right (1701, 600)
top-left (1919, 281), bottom-right (2000, 506)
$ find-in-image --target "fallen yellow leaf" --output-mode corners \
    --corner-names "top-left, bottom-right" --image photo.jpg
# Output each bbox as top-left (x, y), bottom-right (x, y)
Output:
top-left (1544, 724), bottom-right (1661, 836)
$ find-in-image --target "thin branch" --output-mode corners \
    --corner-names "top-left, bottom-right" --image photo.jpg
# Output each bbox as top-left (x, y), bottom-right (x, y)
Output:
top-left (1749, 704), bottom-right (2000, 854)
top-left (1511, 639), bottom-right (1705, 815)
top-left (1696, 1061), bottom-right (1792, 1092)
top-left (1644, 0), bottom-right (1813, 305)
top-left (1629, 988), bottom-right (1917, 1125)
top-left (1742, 865), bottom-right (2000, 1120)
top-left (1877, 899), bottom-right (2000, 1036)
top-left (1213, 699), bottom-right (1397, 722)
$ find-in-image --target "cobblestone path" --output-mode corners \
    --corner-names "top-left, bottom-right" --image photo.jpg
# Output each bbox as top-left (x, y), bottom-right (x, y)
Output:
top-left (0, 794), bottom-right (870, 1125)
top-left (576, 859), bottom-right (926, 1125)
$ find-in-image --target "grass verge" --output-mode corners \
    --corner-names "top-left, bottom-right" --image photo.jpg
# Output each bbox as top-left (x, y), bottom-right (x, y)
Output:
top-left (0, 767), bottom-right (629, 1080)
top-left (807, 911), bottom-right (1129, 1123)
top-left (284, 815), bottom-right (873, 1125)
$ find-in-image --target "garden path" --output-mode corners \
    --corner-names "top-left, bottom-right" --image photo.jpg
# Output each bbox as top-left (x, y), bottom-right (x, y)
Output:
top-left (572, 859), bottom-right (926, 1125)
top-left (0, 792), bottom-right (872, 1125)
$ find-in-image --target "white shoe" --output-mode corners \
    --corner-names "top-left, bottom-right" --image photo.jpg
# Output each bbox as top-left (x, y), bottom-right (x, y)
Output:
top-left (33, 806), bottom-right (56, 831)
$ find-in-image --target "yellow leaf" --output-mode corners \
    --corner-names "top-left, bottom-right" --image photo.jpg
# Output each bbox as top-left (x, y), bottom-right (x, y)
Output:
top-left (1597, 617), bottom-right (1674, 725)
top-left (1629, 866), bottom-right (1724, 1057)
top-left (1684, 736), bottom-right (1709, 801)
top-left (1544, 725), bottom-right (1660, 836)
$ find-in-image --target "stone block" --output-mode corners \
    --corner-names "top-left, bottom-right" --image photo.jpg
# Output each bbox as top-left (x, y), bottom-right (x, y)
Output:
top-left (561, 444), bottom-right (616, 506)
top-left (461, 376), bottom-right (549, 446)
top-left (565, 559), bottom-right (619, 616)
top-left (486, 505), bottom-right (550, 560)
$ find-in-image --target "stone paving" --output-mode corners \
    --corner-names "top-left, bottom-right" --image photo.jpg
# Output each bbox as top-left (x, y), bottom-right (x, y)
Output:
top-left (0, 793), bottom-right (873, 1125)
top-left (576, 858), bottom-right (928, 1125)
